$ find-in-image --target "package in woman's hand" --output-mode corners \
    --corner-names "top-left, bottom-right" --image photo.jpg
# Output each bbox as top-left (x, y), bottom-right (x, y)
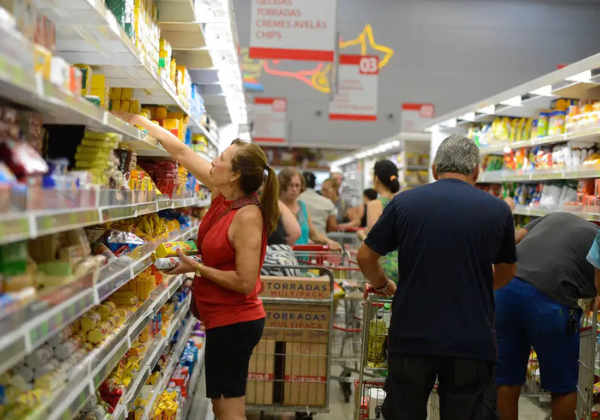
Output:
top-left (151, 254), bottom-right (201, 271)
top-left (155, 240), bottom-right (198, 258)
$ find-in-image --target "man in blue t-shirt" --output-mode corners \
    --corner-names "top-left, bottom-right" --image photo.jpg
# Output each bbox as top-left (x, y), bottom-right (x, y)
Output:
top-left (357, 134), bottom-right (517, 420)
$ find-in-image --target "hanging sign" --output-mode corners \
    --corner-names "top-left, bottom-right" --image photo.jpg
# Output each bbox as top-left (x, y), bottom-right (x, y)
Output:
top-left (252, 97), bottom-right (287, 143)
top-left (329, 55), bottom-right (379, 121)
top-left (400, 103), bottom-right (435, 132)
top-left (249, 0), bottom-right (337, 62)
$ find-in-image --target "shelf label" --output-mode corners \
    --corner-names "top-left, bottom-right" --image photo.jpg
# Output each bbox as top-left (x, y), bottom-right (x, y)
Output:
top-left (329, 55), bottom-right (378, 121)
top-left (102, 206), bottom-right (136, 222)
top-left (249, 0), bottom-right (337, 62)
top-left (0, 216), bottom-right (30, 244)
top-left (252, 97), bottom-right (287, 144)
top-left (37, 210), bottom-right (100, 235)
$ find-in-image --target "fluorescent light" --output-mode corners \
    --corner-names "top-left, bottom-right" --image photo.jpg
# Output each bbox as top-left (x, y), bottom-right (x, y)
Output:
top-left (441, 118), bottom-right (457, 128)
top-left (392, 140), bottom-right (400, 147)
top-left (458, 112), bottom-right (476, 121)
top-left (424, 124), bottom-right (440, 133)
top-left (529, 85), bottom-right (552, 96)
top-left (477, 105), bottom-right (495, 115)
top-left (500, 96), bottom-right (522, 107)
top-left (566, 70), bottom-right (592, 83)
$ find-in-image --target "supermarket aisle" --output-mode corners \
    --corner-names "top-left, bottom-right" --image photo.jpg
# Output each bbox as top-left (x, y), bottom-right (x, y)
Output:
top-left (242, 376), bottom-right (551, 420)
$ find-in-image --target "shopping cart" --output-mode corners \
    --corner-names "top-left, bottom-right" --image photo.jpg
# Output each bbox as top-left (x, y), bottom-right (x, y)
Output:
top-left (291, 245), bottom-right (368, 402)
top-left (355, 295), bottom-right (440, 420)
top-left (248, 265), bottom-right (335, 420)
top-left (577, 298), bottom-right (598, 420)
top-left (327, 227), bottom-right (364, 252)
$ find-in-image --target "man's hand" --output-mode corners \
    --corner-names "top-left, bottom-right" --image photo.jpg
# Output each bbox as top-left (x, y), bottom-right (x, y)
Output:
top-left (364, 279), bottom-right (397, 298)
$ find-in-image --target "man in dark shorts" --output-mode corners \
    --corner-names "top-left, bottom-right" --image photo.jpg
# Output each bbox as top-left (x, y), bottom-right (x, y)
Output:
top-left (356, 134), bottom-right (517, 420)
top-left (496, 212), bottom-right (598, 420)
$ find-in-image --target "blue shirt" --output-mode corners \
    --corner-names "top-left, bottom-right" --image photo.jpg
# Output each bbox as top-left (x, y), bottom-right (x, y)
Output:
top-left (365, 178), bottom-right (517, 362)
top-left (295, 200), bottom-right (310, 245)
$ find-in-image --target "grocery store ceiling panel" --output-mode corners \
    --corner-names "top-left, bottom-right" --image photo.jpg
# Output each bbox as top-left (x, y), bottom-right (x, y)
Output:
top-left (234, 0), bottom-right (600, 147)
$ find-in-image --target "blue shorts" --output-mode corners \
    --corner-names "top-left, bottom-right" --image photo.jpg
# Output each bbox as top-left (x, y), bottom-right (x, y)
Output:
top-left (495, 278), bottom-right (581, 393)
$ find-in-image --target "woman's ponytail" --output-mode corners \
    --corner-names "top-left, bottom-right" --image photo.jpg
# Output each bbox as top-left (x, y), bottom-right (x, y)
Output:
top-left (389, 176), bottom-right (400, 193)
top-left (260, 166), bottom-right (280, 234)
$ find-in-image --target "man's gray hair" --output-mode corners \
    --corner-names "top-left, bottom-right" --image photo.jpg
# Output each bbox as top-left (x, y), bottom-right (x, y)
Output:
top-left (433, 134), bottom-right (480, 176)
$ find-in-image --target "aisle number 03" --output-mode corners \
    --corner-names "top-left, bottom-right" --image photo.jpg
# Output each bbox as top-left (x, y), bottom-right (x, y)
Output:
top-left (359, 56), bottom-right (379, 75)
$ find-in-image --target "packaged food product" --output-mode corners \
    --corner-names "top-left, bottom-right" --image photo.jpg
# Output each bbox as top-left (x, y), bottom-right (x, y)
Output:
top-left (151, 255), bottom-right (201, 271)
top-left (81, 310), bottom-right (102, 332)
top-left (155, 241), bottom-right (198, 258)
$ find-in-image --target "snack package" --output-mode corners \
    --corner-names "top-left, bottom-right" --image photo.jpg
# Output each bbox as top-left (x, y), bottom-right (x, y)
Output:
top-left (151, 254), bottom-right (201, 271)
top-left (155, 241), bottom-right (198, 258)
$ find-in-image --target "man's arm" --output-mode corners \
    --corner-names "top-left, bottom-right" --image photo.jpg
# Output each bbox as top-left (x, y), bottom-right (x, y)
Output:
top-left (515, 228), bottom-right (528, 245)
top-left (493, 209), bottom-right (518, 290)
top-left (356, 244), bottom-right (397, 296)
top-left (493, 263), bottom-right (517, 290)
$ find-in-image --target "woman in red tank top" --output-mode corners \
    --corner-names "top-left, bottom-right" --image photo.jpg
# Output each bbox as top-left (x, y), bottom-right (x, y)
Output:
top-left (112, 111), bottom-right (280, 420)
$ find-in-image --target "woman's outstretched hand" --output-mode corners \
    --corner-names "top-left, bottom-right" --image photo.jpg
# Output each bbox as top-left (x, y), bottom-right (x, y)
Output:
top-left (111, 111), bottom-right (140, 125)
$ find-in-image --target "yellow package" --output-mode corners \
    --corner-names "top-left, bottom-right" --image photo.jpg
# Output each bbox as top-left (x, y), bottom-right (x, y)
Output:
top-left (91, 74), bottom-right (107, 90)
top-left (111, 100), bottom-right (121, 112)
top-left (121, 87), bottom-right (133, 100)
top-left (130, 100), bottom-right (141, 114)
top-left (110, 88), bottom-right (122, 100)
top-left (121, 100), bottom-right (131, 112)
top-left (34, 45), bottom-right (52, 81)
top-left (155, 240), bottom-right (198, 258)
top-left (154, 107), bottom-right (168, 119)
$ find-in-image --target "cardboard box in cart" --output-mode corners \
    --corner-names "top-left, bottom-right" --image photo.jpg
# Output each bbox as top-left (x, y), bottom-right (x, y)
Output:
top-left (263, 304), bottom-right (330, 343)
top-left (246, 340), bottom-right (275, 405)
top-left (283, 342), bottom-right (328, 407)
top-left (260, 276), bottom-right (331, 300)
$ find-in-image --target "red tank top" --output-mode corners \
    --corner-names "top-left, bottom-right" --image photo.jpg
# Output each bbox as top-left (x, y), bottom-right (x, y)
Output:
top-left (193, 194), bottom-right (267, 329)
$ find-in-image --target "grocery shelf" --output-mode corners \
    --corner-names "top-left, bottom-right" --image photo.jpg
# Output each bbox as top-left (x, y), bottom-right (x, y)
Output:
top-left (479, 127), bottom-right (600, 155)
top-left (0, 196), bottom-right (208, 246)
top-left (0, 224), bottom-right (196, 376)
top-left (141, 314), bottom-right (196, 420)
top-left (182, 344), bottom-right (205, 419)
top-left (478, 166), bottom-right (600, 183)
top-left (0, 28), bottom-right (162, 152)
top-left (419, 53), bottom-right (600, 133)
top-left (27, 274), bottom-right (185, 420)
top-left (512, 206), bottom-right (600, 222)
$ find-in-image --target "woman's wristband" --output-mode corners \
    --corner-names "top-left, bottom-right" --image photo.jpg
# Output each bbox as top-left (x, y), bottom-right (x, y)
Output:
top-left (194, 262), bottom-right (204, 277)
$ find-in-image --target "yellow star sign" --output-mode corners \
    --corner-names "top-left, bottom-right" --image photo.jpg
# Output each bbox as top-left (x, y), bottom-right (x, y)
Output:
top-left (242, 24), bottom-right (394, 94)
top-left (311, 24), bottom-right (394, 93)
top-left (340, 24), bottom-right (394, 68)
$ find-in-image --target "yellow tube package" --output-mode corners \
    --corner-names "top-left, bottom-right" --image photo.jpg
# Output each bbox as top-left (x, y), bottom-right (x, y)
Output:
top-left (154, 240), bottom-right (198, 258)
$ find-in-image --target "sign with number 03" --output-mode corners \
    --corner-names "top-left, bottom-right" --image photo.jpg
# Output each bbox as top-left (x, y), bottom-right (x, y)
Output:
top-left (329, 55), bottom-right (379, 121)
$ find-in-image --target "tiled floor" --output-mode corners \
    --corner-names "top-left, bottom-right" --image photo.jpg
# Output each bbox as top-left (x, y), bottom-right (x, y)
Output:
top-left (187, 367), bottom-right (552, 420)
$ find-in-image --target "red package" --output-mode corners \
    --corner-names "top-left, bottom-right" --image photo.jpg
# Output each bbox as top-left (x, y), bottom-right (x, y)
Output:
top-left (0, 139), bottom-right (48, 180)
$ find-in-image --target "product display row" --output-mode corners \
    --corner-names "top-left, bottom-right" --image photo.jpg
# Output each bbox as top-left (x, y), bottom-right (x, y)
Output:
top-left (469, 99), bottom-right (600, 150)
top-left (0, 208), bottom-right (201, 375)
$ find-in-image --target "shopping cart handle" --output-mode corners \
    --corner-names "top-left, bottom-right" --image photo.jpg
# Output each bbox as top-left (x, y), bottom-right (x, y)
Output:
top-left (337, 227), bottom-right (364, 233)
top-left (292, 244), bottom-right (330, 251)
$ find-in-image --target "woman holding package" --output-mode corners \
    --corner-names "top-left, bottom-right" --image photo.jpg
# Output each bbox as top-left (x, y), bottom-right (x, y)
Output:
top-left (113, 111), bottom-right (278, 420)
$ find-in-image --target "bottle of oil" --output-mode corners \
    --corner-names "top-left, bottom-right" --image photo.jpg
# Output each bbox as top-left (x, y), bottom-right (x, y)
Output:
top-left (367, 314), bottom-right (387, 368)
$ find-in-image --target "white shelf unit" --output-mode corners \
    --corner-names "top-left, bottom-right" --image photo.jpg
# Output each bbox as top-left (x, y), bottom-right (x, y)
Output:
top-left (417, 52), bottom-right (600, 180)
top-left (415, 52), bottom-right (600, 220)
top-left (331, 133), bottom-right (431, 202)
top-left (0, 0), bottom-right (236, 417)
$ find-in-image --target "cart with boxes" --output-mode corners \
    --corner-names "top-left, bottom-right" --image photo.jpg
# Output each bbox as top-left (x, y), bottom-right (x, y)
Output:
top-left (246, 266), bottom-right (335, 420)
